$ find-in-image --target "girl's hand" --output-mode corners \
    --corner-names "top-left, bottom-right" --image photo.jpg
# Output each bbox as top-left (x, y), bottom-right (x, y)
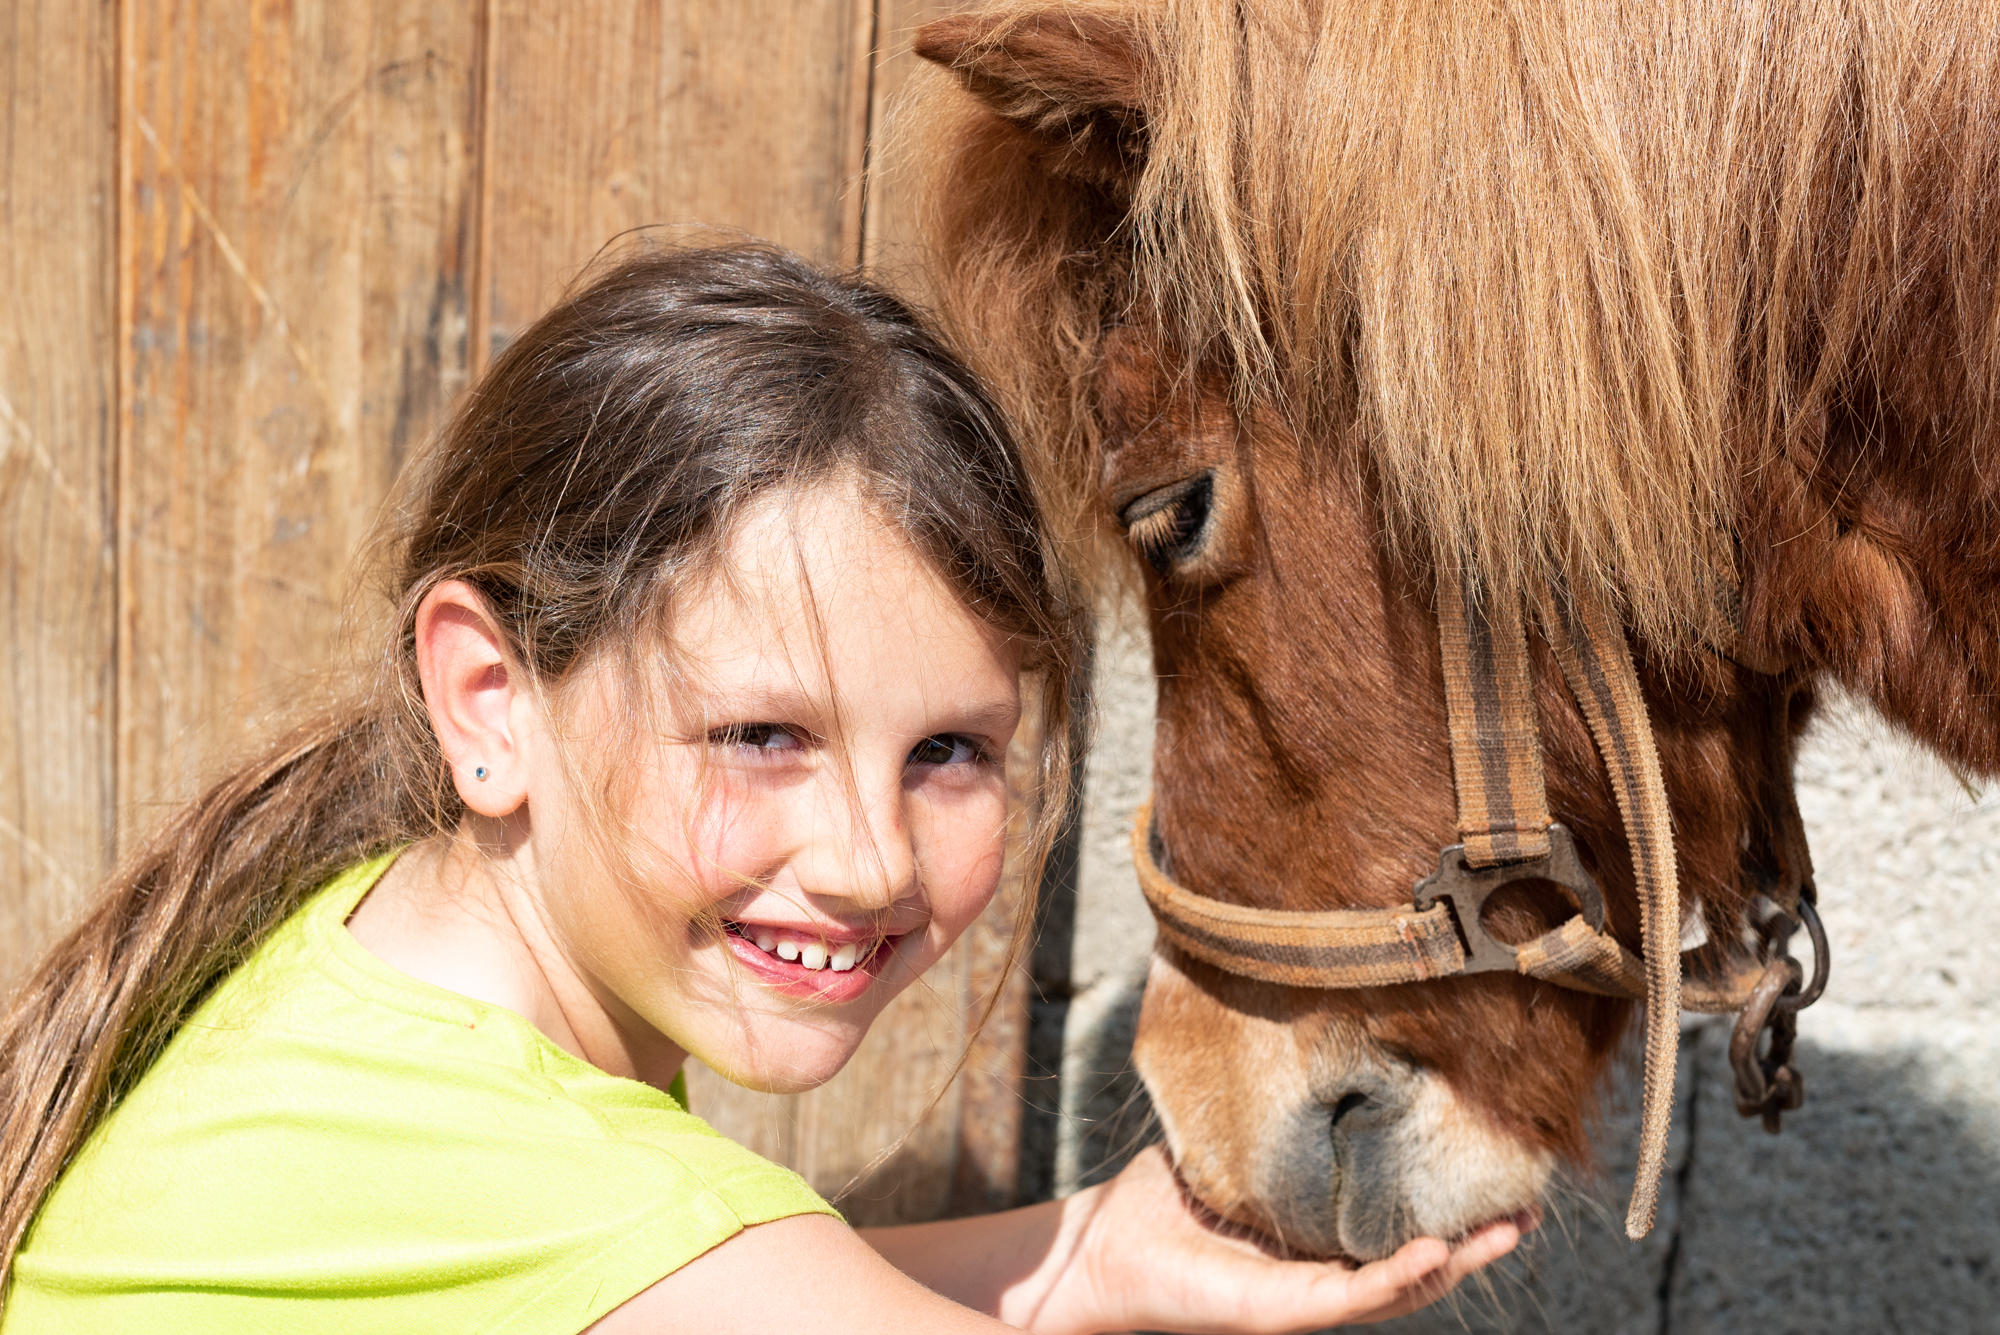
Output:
top-left (1017, 1146), bottom-right (1530, 1334)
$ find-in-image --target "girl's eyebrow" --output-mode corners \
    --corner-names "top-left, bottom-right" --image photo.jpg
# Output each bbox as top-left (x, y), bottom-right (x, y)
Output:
top-left (700, 687), bottom-right (824, 725)
top-left (947, 698), bottom-right (1024, 738)
top-left (700, 688), bottom-right (1018, 737)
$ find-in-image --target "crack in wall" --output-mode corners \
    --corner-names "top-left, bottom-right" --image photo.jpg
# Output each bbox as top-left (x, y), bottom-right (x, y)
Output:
top-left (1655, 1022), bottom-right (1704, 1335)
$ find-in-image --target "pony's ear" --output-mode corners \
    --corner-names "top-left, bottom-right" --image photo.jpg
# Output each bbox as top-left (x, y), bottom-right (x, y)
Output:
top-left (913, 10), bottom-right (1146, 191)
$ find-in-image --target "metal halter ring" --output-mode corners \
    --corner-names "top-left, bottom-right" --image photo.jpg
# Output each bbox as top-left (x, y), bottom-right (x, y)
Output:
top-left (1772, 896), bottom-right (1829, 1015)
top-left (1413, 824), bottom-right (1608, 975)
top-left (1730, 897), bottom-right (1826, 1132)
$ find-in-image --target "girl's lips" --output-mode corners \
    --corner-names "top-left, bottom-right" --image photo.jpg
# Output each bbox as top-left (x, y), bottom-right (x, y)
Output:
top-left (722, 925), bottom-right (900, 1003)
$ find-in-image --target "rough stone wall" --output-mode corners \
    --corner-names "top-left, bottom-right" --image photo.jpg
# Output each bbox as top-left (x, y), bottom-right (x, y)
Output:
top-left (1057, 614), bottom-right (2000, 1333)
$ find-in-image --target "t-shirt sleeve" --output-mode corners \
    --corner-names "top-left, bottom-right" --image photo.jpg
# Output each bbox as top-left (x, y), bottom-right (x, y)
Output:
top-left (482, 1121), bottom-right (841, 1335)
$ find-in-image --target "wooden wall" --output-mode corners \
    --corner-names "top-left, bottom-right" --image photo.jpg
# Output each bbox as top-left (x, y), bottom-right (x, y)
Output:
top-left (0, 0), bottom-right (1021, 1224)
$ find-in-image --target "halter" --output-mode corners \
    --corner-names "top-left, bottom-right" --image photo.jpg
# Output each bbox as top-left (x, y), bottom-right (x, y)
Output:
top-left (1132, 573), bottom-right (1828, 1240)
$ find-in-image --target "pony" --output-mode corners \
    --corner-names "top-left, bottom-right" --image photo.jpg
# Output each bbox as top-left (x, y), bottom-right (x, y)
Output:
top-left (906, 0), bottom-right (2000, 1261)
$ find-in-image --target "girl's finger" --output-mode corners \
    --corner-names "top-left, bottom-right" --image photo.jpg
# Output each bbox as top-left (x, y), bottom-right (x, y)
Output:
top-left (1360, 1212), bottom-right (1535, 1322)
top-left (1243, 1228), bottom-right (1507, 1332)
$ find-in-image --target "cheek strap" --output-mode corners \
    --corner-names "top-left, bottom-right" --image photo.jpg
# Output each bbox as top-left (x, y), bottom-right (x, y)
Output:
top-left (1131, 570), bottom-right (1822, 1243)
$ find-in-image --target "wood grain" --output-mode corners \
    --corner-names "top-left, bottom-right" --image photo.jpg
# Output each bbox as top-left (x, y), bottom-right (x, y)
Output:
top-left (5, 0), bottom-right (1038, 1227)
top-left (481, 0), bottom-right (873, 355)
top-left (118, 0), bottom-right (479, 831)
top-left (861, 0), bottom-right (967, 292)
top-left (0, 0), bottom-right (119, 985)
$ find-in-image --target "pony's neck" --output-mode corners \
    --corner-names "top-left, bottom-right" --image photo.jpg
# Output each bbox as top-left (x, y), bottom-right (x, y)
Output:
top-left (1741, 397), bottom-right (2000, 777)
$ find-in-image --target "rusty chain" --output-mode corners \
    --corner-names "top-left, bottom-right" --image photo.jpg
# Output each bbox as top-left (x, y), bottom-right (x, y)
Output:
top-left (1729, 897), bottom-right (1828, 1132)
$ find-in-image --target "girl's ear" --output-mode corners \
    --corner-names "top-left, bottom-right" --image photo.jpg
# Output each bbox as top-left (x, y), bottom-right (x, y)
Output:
top-left (415, 580), bottom-right (532, 817)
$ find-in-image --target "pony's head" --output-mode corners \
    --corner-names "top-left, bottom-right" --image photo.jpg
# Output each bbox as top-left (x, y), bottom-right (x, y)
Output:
top-left (912, 0), bottom-right (2000, 1259)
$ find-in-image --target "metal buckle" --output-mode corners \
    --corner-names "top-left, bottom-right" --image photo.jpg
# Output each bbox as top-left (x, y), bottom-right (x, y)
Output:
top-left (1413, 824), bottom-right (1607, 974)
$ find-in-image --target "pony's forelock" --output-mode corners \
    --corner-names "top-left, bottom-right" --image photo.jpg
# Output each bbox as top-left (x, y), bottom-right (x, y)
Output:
top-left (916, 0), bottom-right (2000, 650)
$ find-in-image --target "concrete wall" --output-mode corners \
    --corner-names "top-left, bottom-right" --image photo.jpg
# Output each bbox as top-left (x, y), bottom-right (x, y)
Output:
top-left (1057, 611), bottom-right (2000, 1334)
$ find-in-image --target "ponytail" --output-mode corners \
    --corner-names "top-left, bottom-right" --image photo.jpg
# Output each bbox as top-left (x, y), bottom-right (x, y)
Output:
top-left (0, 708), bottom-right (445, 1290)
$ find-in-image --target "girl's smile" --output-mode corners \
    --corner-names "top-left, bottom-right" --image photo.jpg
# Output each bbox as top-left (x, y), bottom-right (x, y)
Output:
top-left (719, 920), bottom-right (902, 1003)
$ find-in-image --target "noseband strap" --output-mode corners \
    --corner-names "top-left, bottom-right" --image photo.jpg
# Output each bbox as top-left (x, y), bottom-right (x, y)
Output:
top-left (1133, 572), bottom-right (1820, 1242)
top-left (1134, 812), bottom-right (1656, 996)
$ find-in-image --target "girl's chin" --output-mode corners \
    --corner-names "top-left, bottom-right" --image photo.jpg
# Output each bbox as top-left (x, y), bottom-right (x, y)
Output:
top-left (692, 1023), bottom-right (873, 1095)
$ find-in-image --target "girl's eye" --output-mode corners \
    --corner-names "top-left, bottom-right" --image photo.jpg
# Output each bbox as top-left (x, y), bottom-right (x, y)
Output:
top-left (909, 735), bottom-right (984, 767)
top-left (711, 724), bottom-right (808, 753)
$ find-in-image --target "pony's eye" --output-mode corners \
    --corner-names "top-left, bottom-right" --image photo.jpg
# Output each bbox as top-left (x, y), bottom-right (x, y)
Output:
top-left (1121, 473), bottom-right (1214, 573)
top-left (909, 735), bottom-right (982, 766)
top-left (711, 723), bottom-right (808, 753)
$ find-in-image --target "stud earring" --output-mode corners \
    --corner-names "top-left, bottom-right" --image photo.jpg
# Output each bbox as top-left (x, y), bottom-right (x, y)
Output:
top-left (473, 766), bottom-right (489, 781)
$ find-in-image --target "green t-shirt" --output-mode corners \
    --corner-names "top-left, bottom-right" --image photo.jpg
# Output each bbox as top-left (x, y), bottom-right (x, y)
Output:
top-left (4, 853), bottom-right (837, 1333)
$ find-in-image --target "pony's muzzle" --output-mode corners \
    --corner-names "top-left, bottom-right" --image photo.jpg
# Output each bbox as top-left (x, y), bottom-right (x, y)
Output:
top-left (1253, 1064), bottom-right (1420, 1260)
top-left (1133, 949), bottom-right (1552, 1263)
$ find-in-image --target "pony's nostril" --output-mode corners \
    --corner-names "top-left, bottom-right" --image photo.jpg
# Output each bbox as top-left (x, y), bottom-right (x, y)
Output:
top-left (1329, 1091), bottom-right (1371, 1129)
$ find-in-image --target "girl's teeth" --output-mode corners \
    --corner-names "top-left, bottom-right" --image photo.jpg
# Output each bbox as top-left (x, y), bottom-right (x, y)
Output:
top-left (739, 927), bottom-right (871, 972)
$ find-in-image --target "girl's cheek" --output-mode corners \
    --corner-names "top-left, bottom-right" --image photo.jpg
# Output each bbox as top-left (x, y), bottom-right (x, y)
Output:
top-left (668, 780), bottom-right (784, 894)
top-left (916, 789), bottom-right (1011, 933)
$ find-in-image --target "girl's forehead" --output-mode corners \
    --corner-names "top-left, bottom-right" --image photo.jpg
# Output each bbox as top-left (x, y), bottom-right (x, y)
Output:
top-left (671, 481), bottom-right (1021, 701)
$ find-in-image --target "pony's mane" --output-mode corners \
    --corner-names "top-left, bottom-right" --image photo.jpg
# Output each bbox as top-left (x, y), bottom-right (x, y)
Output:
top-left (911, 0), bottom-right (2000, 648)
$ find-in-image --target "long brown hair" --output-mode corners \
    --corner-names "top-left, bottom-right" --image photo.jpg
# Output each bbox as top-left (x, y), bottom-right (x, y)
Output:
top-left (0, 243), bottom-right (1085, 1290)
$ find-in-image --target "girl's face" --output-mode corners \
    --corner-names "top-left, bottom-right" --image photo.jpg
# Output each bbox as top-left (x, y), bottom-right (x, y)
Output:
top-left (525, 478), bottom-right (1024, 1093)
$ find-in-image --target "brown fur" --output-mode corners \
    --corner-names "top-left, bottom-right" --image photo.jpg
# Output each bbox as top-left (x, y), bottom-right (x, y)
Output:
top-left (912, 0), bottom-right (2000, 1246)
top-left (1091, 333), bottom-right (1799, 1166)
top-left (916, 0), bottom-right (2000, 651)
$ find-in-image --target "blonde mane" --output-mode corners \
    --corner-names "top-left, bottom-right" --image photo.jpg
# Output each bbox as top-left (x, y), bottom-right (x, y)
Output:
top-left (912, 0), bottom-right (2000, 648)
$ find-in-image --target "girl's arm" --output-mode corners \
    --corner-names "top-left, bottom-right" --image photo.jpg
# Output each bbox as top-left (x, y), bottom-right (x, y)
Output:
top-left (588, 1146), bottom-right (1526, 1335)
top-left (861, 1146), bottom-right (1526, 1334)
top-left (585, 1212), bottom-right (1015, 1335)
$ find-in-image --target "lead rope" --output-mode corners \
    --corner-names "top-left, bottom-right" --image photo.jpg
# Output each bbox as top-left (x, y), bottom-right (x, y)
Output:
top-left (1535, 587), bottom-right (1681, 1239)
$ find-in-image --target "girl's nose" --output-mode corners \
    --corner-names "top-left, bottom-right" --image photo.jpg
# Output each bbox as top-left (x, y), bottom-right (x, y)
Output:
top-left (794, 767), bottom-right (917, 914)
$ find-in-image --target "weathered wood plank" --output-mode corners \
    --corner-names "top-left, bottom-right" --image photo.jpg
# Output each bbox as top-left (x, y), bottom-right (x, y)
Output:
top-left (118, 0), bottom-right (479, 830)
top-left (481, 0), bottom-right (872, 354)
top-left (0, 0), bottom-right (119, 985)
top-left (863, 0), bottom-right (1047, 1214)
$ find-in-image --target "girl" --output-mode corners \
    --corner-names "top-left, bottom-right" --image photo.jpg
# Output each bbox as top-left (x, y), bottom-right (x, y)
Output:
top-left (0, 245), bottom-right (1524, 1333)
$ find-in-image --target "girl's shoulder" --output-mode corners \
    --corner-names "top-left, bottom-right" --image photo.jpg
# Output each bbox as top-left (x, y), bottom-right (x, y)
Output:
top-left (3, 853), bottom-right (835, 1335)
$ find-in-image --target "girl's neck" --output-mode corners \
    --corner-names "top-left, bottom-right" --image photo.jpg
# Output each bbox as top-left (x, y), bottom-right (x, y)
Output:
top-left (347, 831), bottom-right (690, 1090)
